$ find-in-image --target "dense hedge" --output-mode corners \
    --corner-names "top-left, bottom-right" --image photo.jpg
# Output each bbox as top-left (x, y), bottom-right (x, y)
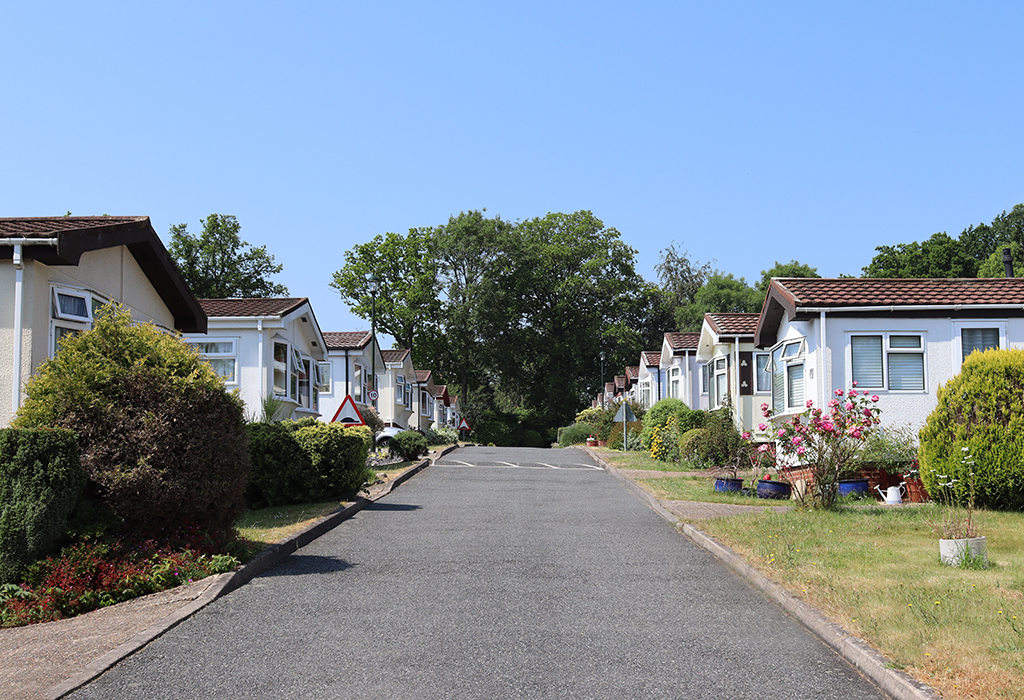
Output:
top-left (640, 399), bottom-right (688, 451)
top-left (472, 418), bottom-right (522, 446)
top-left (390, 430), bottom-right (428, 461)
top-left (558, 423), bottom-right (595, 447)
top-left (13, 305), bottom-right (249, 533)
top-left (919, 348), bottom-right (1024, 510)
top-left (0, 429), bottom-right (86, 584)
top-left (246, 421), bottom-right (373, 508)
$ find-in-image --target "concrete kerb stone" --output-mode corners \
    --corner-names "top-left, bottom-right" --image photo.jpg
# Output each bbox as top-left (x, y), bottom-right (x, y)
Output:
top-left (586, 447), bottom-right (941, 700)
top-left (49, 458), bottom-right (435, 699)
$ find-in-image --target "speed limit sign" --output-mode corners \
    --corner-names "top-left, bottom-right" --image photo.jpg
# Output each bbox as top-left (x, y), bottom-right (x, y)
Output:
top-left (368, 389), bottom-right (379, 401)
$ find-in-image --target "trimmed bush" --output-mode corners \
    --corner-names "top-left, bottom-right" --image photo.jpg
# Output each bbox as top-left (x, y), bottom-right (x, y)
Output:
top-left (919, 348), bottom-right (1024, 510)
top-left (294, 423), bottom-right (372, 499)
top-left (679, 428), bottom-right (712, 464)
top-left (245, 422), bottom-right (314, 508)
top-left (558, 423), bottom-right (595, 447)
top-left (391, 431), bottom-right (428, 461)
top-left (13, 305), bottom-right (249, 534)
top-left (425, 426), bottom-right (459, 445)
top-left (521, 429), bottom-right (545, 448)
top-left (0, 429), bottom-right (86, 584)
top-left (640, 399), bottom-right (688, 451)
top-left (472, 419), bottom-right (522, 446)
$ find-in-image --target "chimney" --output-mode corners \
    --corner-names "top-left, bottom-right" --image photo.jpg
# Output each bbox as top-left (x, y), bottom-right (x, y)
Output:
top-left (1003, 247), bottom-right (1014, 278)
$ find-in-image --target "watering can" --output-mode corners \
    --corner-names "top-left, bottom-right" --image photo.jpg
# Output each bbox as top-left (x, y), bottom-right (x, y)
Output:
top-left (876, 483), bottom-right (906, 504)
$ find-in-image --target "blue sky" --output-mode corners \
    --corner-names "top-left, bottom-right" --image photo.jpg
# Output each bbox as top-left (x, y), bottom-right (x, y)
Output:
top-left (4, 2), bottom-right (1024, 340)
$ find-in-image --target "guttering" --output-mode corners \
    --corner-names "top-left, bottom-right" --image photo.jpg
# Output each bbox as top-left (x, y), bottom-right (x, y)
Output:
top-left (2, 238), bottom-right (60, 416)
top-left (797, 304), bottom-right (1024, 314)
top-left (819, 311), bottom-right (828, 412)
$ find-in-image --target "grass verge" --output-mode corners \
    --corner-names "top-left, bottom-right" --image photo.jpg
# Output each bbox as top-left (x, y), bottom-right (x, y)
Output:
top-left (597, 448), bottom-right (1024, 699)
top-left (235, 501), bottom-right (349, 546)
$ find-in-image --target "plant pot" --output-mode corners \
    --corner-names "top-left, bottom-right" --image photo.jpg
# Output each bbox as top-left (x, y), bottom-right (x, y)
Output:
top-left (756, 480), bottom-right (792, 500)
top-left (714, 477), bottom-right (744, 493)
top-left (939, 536), bottom-right (988, 567)
top-left (904, 477), bottom-right (930, 503)
top-left (837, 478), bottom-right (871, 499)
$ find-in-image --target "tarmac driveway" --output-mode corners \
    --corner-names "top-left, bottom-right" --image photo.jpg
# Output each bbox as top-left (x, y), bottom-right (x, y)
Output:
top-left (68, 446), bottom-right (887, 699)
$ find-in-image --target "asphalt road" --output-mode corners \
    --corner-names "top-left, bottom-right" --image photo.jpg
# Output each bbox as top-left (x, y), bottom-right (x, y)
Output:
top-left (68, 446), bottom-right (888, 699)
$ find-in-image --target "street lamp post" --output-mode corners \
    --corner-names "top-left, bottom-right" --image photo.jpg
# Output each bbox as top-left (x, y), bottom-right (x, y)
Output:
top-left (599, 351), bottom-right (605, 408)
top-left (367, 274), bottom-right (379, 408)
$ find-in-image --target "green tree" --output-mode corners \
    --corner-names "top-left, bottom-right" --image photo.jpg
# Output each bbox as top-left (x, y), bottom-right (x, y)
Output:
top-left (329, 228), bottom-right (440, 354)
top-left (675, 272), bottom-right (762, 331)
top-left (655, 242), bottom-right (712, 310)
top-left (756, 260), bottom-right (820, 296)
top-left (862, 232), bottom-right (976, 278)
top-left (168, 214), bottom-right (287, 298)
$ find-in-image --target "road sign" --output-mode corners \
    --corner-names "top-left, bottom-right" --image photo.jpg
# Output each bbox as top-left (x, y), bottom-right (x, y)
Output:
top-left (368, 389), bottom-right (379, 401)
top-left (613, 403), bottom-right (636, 423)
top-left (457, 418), bottom-right (471, 431)
top-left (331, 395), bottom-right (366, 425)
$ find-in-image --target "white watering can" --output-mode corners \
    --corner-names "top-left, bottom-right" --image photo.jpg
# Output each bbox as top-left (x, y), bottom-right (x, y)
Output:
top-left (876, 483), bottom-right (906, 504)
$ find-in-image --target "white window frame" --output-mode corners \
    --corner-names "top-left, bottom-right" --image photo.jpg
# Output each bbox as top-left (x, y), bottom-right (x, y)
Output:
top-left (396, 375), bottom-right (406, 405)
top-left (50, 285), bottom-right (108, 357)
top-left (273, 341), bottom-right (289, 398)
top-left (769, 337), bottom-right (807, 414)
top-left (846, 332), bottom-right (926, 393)
top-left (669, 366), bottom-right (682, 399)
top-left (953, 320), bottom-right (1006, 366)
top-left (710, 355), bottom-right (728, 409)
top-left (754, 352), bottom-right (771, 394)
top-left (317, 361), bottom-right (332, 394)
top-left (187, 338), bottom-right (238, 385)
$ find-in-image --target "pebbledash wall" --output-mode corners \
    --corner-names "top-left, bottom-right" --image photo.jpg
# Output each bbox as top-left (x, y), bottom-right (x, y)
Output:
top-left (1, 248), bottom-right (176, 426)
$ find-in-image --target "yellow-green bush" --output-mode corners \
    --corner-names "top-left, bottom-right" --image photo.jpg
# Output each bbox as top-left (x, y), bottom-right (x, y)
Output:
top-left (919, 348), bottom-right (1024, 510)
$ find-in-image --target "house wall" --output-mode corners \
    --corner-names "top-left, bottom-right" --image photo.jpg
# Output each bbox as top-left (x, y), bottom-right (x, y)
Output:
top-left (703, 339), bottom-right (766, 434)
top-left (1, 251), bottom-right (176, 426)
top-left (659, 352), bottom-right (705, 411)
top-left (374, 360), bottom-right (415, 429)
top-left (769, 313), bottom-right (1024, 434)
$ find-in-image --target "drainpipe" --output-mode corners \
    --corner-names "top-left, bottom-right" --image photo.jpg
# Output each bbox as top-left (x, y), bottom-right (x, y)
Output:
top-left (734, 336), bottom-right (740, 422)
top-left (684, 352), bottom-right (692, 408)
top-left (257, 320), bottom-right (264, 399)
top-left (2, 238), bottom-right (59, 416)
top-left (820, 311), bottom-right (828, 409)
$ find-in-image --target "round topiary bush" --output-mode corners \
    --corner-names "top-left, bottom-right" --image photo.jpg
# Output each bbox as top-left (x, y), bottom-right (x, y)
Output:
top-left (13, 305), bottom-right (250, 534)
top-left (390, 430), bottom-right (428, 461)
top-left (640, 398), bottom-right (687, 451)
top-left (919, 348), bottom-right (1024, 510)
top-left (679, 428), bottom-right (712, 464)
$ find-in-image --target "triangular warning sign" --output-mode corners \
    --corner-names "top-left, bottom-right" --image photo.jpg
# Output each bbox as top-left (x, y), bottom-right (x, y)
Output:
top-left (331, 395), bottom-right (366, 425)
top-left (457, 418), bottom-right (471, 431)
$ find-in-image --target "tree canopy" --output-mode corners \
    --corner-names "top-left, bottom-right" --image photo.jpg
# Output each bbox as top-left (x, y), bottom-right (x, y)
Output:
top-left (169, 214), bottom-right (287, 298)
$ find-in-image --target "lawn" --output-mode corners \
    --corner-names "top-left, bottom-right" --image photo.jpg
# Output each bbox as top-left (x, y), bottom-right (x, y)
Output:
top-left (597, 447), bottom-right (1024, 700)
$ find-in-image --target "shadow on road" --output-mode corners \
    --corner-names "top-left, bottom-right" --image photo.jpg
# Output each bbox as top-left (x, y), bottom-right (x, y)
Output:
top-left (262, 554), bottom-right (355, 577)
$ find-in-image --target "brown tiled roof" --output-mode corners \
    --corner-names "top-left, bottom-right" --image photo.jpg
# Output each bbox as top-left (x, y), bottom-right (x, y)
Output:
top-left (605, 381), bottom-right (615, 393)
top-left (414, 369), bottom-right (432, 383)
top-left (756, 277), bottom-right (1024, 347)
top-left (0, 216), bottom-right (150, 237)
top-left (665, 332), bottom-right (699, 350)
top-left (614, 375), bottom-right (626, 389)
top-left (705, 312), bottom-right (759, 336)
top-left (324, 331), bottom-right (372, 350)
top-left (0, 216), bottom-right (204, 333)
top-left (626, 366), bottom-right (639, 380)
top-left (642, 350), bottom-right (661, 366)
top-left (200, 298), bottom-right (308, 318)
top-left (773, 277), bottom-right (1024, 306)
top-left (381, 348), bottom-right (410, 363)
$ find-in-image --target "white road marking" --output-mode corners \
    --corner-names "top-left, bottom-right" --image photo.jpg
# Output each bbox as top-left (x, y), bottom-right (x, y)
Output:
top-left (538, 463), bottom-right (560, 469)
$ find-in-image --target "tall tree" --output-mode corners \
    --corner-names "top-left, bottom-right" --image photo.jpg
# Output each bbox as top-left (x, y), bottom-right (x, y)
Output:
top-left (756, 260), bottom-right (820, 296)
top-left (329, 229), bottom-right (439, 354)
top-left (168, 214), bottom-right (287, 298)
top-left (655, 242), bottom-right (712, 309)
top-left (675, 272), bottom-right (762, 331)
top-left (862, 232), bottom-right (976, 278)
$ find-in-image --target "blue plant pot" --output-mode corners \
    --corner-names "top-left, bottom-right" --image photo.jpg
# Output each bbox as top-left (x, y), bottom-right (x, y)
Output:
top-left (837, 478), bottom-right (871, 498)
top-left (714, 477), bottom-right (744, 493)
top-left (756, 480), bottom-right (792, 500)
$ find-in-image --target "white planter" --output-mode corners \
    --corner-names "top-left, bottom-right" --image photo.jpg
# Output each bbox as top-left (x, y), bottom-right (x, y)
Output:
top-left (939, 536), bottom-right (988, 567)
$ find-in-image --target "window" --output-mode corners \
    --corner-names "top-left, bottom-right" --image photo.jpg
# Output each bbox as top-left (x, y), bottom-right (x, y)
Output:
top-left (755, 353), bottom-right (771, 393)
top-left (396, 375), bottom-right (405, 405)
top-left (770, 338), bottom-right (806, 413)
top-left (317, 362), bottom-right (332, 393)
top-left (849, 333), bottom-right (924, 391)
top-left (420, 389), bottom-right (429, 416)
top-left (669, 366), bottom-right (681, 399)
top-left (187, 339), bottom-right (237, 384)
top-left (700, 363), bottom-right (709, 395)
top-left (962, 327), bottom-right (999, 362)
top-left (297, 359), bottom-right (311, 408)
top-left (50, 286), bottom-right (109, 357)
top-left (711, 356), bottom-right (728, 409)
top-left (273, 342), bottom-right (288, 396)
top-left (353, 365), bottom-right (363, 402)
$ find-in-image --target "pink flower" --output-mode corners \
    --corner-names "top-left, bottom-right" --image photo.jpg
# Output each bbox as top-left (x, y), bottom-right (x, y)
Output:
top-left (863, 408), bottom-right (872, 417)
top-left (821, 421), bottom-right (834, 432)
top-left (851, 380), bottom-right (858, 387)
top-left (758, 423), bottom-right (767, 431)
top-left (777, 428), bottom-right (786, 437)
top-left (742, 432), bottom-right (751, 440)
top-left (871, 395), bottom-right (879, 402)
top-left (805, 399), bottom-right (814, 408)
top-left (758, 444), bottom-right (770, 453)
top-left (792, 436), bottom-right (803, 445)
top-left (844, 402), bottom-right (854, 411)
top-left (796, 446), bottom-right (806, 455)
top-left (834, 389), bottom-right (844, 397)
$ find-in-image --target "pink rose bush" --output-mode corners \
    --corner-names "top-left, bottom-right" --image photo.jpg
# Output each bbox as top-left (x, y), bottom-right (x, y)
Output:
top-left (752, 385), bottom-right (882, 509)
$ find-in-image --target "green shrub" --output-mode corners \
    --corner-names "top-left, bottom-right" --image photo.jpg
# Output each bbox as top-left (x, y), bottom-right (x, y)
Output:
top-left (574, 407), bottom-right (604, 425)
top-left (472, 419), bottom-right (522, 446)
top-left (640, 398), bottom-right (687, 451)
top-left (0, 429), bottom-right (86, 584)
top-left (293, 423), bottom-right (372, 499)
top-left (391, 431), bottom-right (428, 461)
top-left (558, 423), bottom-right (595, 447)
top-left (919, 348), bottom-right (1024, 510)
top-left (13, 305), bottom-right (249, 533)
top-left (425, 426), bottom-right (459, 445)
top-left (521, 429), bottom-right (545, 448)
top-left (703, 406), bottom-right (747, 468)
top-left (608, 421), bottom-right (643, 450)
top-left (679, 428), bottom-right (712, 465)
top-left (245, 422), bottom-right (313, 508)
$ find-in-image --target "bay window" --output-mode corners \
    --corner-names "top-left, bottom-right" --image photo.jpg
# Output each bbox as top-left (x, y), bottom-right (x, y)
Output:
top-left (770, 338), bottom-right (806, 413)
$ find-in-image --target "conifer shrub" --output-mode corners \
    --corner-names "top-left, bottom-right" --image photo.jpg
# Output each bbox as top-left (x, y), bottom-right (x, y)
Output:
top-left (245, 422), bottom-right (314, 508)
top-left (919, 348), bottom-right (1024, 510)
top-left (0, 429), bottom-right (86, 584)
top-left (390, 430), bottom-right (428, 461)
top-left (12, 305), bottom-right (249, 534)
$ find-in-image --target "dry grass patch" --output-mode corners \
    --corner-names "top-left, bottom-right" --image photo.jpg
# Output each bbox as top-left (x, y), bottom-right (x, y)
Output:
top-left (595, 448), bottom-right (706, 473)
top-left (235, 502), bottom-right (344, 545)
top-left (700, 505), bottom-right (1024, 699)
